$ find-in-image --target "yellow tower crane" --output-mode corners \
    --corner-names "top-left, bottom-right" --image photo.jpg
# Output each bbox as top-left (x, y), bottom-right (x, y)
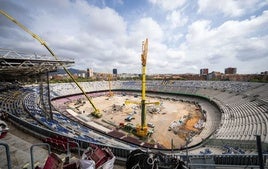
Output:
top-left (0, 10), bottom-right (102, 118)
top-left (125, 38), bottom-right (159, 138)
top-left (100, 73), bottom-right (114, 97)
top-left (107, 74), bottom-right (114, 97)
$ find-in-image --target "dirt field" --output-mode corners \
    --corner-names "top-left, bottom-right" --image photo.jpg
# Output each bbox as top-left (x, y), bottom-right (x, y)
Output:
top-left (59, 93), bottom-right (204, 149)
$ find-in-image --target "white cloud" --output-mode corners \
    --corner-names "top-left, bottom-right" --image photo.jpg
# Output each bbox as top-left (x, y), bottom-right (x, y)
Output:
top-left (148, 0), bottom-right (186, 11)
top-left (180, 10), bottom-right (268, 73)
top-left (198, 0), bottom-right (267, 17)
top-left (129, 17), bottom-right (164, 43)
top-left (0, 0), bottom-right (267, 74)
top-left (166, 10), bottom-right (188, 29)
top-left (235, 36), bottom-right (268, 61)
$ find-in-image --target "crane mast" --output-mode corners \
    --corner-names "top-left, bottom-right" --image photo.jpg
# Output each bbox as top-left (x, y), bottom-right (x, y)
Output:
top-left (125, 38), bottom-right (159, 138)
top-left (108, 74), bottom-right (114, 97)
top-left (137, 38), bottom-right (149, 137)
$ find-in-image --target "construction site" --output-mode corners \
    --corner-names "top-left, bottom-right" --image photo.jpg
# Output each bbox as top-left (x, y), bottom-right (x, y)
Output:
top-left (51, 39), bottom-right (206, 149)
top-left (1, 8), bottom-right (268, 169)
top-left (54, 93), bottom-right (205, 149)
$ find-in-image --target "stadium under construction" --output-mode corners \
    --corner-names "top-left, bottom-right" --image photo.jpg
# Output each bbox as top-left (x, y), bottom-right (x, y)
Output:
top-left (1, 47), bottom-right (268, 169)
top-left (0, 9), bottom-right (268, 169)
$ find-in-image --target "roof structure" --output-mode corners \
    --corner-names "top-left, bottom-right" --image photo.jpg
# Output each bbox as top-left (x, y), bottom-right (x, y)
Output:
top-left (0, 48), bottom-right (74, 81)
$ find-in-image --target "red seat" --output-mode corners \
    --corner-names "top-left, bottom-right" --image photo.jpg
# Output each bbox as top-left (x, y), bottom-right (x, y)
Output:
top-left (43, 153), bottom-right (63, 169)
top-left (63, 162), bottom-right (78, 169)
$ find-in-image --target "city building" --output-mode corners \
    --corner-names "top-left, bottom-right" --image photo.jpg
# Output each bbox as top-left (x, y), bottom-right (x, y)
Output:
top-left (225, 67), bottom-right (237, 74)
top-left (80, 72), bottom-right (86, 78)
top-left (261, 71), bottom-right (268, 75)
top-left (87, 68), bottom-right (94, 78)
top-left (113, 68), bottom-right (118, 75)
top-left (207, 71), bottom-right (222, 80)
top-left (200, 68), bottom-right (209, 75)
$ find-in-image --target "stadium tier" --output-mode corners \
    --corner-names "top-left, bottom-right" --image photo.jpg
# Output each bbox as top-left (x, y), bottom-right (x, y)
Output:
top-left (1, 80), bottom-right (268, 168)
top-left (49, 81), bottom-right (268, 145)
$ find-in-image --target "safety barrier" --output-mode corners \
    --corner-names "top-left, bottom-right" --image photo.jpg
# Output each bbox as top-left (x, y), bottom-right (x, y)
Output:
top-left (0, 141), bottom-right (12, 169)
top-left (30, 143), bottom-right (51, 169)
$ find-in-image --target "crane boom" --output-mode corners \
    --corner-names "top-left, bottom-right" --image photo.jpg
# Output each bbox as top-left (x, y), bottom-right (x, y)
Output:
top-left (141, 38), bottom-right (148, 66)
top-left (0, 10), bottom-right (101, 117)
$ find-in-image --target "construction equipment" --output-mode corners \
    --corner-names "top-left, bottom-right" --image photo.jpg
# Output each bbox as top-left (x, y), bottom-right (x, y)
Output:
top-left (0, 10), bottom-right (102, 118)
top-left (99, 73), bottom-right (114, 97)
top-left (107, 74), bottom-right (114, 97)
top-left (125, 38), bottom-right (159, 138)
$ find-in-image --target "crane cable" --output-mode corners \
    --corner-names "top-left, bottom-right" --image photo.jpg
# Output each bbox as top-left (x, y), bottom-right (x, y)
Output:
top-left (0, 10), bottom-right (99, 112)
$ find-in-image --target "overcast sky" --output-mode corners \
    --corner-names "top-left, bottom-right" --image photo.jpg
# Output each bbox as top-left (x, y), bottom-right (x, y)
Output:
top-left (0, 0), bottom-right (268, 74)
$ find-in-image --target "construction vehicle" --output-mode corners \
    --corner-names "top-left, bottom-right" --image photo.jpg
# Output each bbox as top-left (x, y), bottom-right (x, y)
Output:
top-left (91, 109), bottom-right (102, 118)
top-left (125, 115), bottom-right (135, 122)
top-left (125, 38), bottom-right (159, 138)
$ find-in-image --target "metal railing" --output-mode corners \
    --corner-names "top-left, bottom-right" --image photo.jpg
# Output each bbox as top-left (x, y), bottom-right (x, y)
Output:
top-left (0, 141), bottom-right (12, 169)
top-left (30, 143), bottom-right (51, 169)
